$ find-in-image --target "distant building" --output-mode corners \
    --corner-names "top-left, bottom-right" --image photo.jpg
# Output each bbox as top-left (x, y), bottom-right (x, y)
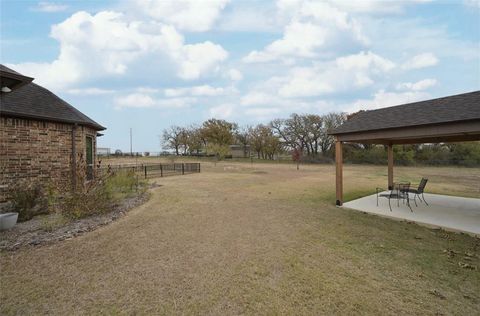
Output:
top-left (0, 65), bottom-right (106, 202)
top-left (229, 144), bottom-right (250, 158)
top-left (97, 147), bottom-right (111, 156)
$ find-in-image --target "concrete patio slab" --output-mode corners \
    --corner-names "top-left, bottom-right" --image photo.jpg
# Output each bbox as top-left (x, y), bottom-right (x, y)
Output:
top-left (343, 193), bottom-right (480, 236)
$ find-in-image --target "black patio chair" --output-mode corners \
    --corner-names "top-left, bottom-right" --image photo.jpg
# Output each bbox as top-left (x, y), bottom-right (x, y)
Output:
top-left (406, 178), bottom-right (429, 206)
top-left (376, 182), bottom-right (412, 212)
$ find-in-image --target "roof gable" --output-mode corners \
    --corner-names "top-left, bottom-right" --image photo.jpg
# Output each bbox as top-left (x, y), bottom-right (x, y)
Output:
top-left (0, 66), bottom-right (105, 130)
top-left (0, 64), bottom-right (34, 92)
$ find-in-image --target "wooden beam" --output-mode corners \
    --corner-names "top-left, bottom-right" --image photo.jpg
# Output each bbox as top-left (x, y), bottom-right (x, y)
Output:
top-left (387, 144), bottom-right (393, 190)
top-left (343, 133), bottom-right (480, 145)
top-left (335, 140), bottom-right (343, 206)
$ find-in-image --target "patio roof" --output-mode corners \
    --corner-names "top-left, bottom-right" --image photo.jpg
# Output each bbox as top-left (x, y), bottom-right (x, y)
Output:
top-left (330, 91), bottom-right (480, 144)
top-left (329, 91), bottom-right (480, 206)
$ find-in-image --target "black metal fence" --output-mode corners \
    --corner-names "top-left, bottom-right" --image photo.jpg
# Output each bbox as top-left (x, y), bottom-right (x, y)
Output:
top-left (100, 163), bottom-right (200, 179)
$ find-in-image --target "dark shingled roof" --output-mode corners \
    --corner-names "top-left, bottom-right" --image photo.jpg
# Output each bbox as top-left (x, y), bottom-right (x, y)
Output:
top-left (330, 91), bottom-right (480, 135)
top-left (0, 67), bottom-right (105, 130)
top-left (0, 64), bottom-right (23, 76)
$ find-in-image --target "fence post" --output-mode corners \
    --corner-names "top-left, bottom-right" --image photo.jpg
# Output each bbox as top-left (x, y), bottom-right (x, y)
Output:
top-left (182, 163), bottom-right (185, 175)
top-left (198, 163), bottom-right (201, 173)
top-left (144, 165), bottom-right (147, 179)
top-left (160, 164), bottom-right (163, 177)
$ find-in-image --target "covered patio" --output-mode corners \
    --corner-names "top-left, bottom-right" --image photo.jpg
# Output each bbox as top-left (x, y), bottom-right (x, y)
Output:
top-left (344, 193), bottom-right (480, 235)
top-left (329, 91), bottom-right (480, 234)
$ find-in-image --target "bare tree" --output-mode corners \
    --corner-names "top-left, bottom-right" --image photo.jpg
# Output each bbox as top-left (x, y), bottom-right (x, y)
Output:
top-left (235, 126), bottom-right (251, 158)
top-left (319, 112), bottom-right (347, 153)
top-left (161, 126), bottom-right (184, 155)
top-left (249, 124), bottom-right (281, 160)
top-left (271, 114), bottom-right (322, 156)
top-left (185, 125), bottom-right (203, 155)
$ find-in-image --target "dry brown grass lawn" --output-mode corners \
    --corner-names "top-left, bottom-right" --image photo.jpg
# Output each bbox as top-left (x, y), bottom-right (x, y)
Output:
top-left (1, 161), bottom-right (479, 315)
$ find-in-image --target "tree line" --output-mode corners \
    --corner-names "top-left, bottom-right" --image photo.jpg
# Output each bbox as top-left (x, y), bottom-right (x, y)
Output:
top-left (161, 112), bottom-right (347, 160)
top-left (161, 111), bottom-right (480, 167)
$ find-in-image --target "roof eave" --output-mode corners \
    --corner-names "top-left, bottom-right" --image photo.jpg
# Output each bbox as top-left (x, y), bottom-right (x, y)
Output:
top-left (0, 110), bottom-right (106, 131)
top-left (329, 117), bottom-right (480, 136)
top-left (0, 71), bottom-right (34, 91)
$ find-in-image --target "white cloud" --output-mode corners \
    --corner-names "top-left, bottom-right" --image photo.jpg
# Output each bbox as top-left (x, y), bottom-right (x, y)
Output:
top-left (218, 6), bottom-right (278, 32)
top-left (209, 104), bottom-right (235, 119)
top-left (277, 51), bottom-right (395, 97)
top-left (34, 2), bottom-right (68, 12)
top-left (348, 89), bottom-right (430, 112)
top-left (396, 78), bottom-right (437, 91)
top-left (135, 87), bottom-right (160, 94)
top-left (244, 21), bottom-right (328, 62)
top-left (228, 68), bottom-right (243, 81)
top-left (336, 51), bottom-right (395, 72)
top-left (239, 89), bottom-right (325, 115)
top-left (245, 107), bottom-right (281, 118)
top-left (326, 0), bottom-right (434, 14)
top-left (115, 93), bottom-right (157, 108)
top-left (176, 41), bottom-right (228, 80)
top-left (164, 85), bottom-right (228, 97)
top-left (114, 93), bottom-right (195, 109)
top-left (277, 67), bottom-right (335, 97)
top-left (244, 1), bottom-right (368, 63)
top-left (10, 10), bottom-right (228, 90)
top-left (133, 0), bottom-right (229, 32)
top-left (464, 0), bottom-right (480, 9)
top-left (66, 88), bottom-right (116, 95)
top-left (240, 91), bottom-right (279, 107)
top-left (402, 53), bottom-right (439, 70)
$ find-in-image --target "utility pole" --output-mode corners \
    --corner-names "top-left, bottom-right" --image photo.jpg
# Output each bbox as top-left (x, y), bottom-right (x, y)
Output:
top-left (130, 128), bottom-right (133, 156)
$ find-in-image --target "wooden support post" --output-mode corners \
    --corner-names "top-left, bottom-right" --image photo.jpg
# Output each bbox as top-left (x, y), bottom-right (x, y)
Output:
top-left (160, 164), bottom-right (163, 177)
top-left (387, 143), bottom-right (394, 190)
top-left (335, 140), bottom-right (343, 206)
top-left (182, 163), bottom-right (185, 175)
top-left (144, 165), bottom-right (147, 179)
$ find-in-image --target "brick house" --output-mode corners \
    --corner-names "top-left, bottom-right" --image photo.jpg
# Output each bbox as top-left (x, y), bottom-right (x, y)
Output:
top-left (0, 65), bottom-right (106, 202)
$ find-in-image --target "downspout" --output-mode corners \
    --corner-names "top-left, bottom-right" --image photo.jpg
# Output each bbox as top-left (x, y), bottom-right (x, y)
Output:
top-left (71, 123), bottom-right (77, 190)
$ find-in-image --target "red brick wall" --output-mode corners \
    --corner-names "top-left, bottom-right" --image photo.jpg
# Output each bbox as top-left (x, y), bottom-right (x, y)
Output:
top-left (0, 116), bottom-right (98, 202)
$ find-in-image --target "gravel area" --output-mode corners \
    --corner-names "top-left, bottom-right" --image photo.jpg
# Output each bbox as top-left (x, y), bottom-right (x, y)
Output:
top-left (0, 192), bottom-right (150, 251)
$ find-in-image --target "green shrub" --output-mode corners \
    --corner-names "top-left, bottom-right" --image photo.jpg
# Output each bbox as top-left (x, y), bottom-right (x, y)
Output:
top-left (7, 181), bottom-right (49, 222)
top-left (41, 213), bottom-right (69, 232)
top-left (105, 170), bottom-right (139, 196)
top-left (60, 175), bottom-right (113, 219)
top-left (393, 146), bottom-right (415, 166)
top-left (59, 169), bottom-right (144, 219)
top-left (449, 143), bottom-right (480, 166)
top-left (346, 146), bottom-right (387, 165)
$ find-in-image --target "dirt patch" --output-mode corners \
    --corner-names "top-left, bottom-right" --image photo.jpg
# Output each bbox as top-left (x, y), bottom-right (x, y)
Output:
top-left (0, 192), bottom-right (150, 251)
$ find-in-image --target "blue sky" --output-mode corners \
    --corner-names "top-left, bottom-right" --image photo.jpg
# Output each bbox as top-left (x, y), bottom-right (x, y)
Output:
top-left (1, 0), bottom-right (479, 152)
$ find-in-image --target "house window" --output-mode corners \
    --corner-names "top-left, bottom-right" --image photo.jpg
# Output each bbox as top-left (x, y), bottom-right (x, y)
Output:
top-left (86, 136), bottom-right (94, 180)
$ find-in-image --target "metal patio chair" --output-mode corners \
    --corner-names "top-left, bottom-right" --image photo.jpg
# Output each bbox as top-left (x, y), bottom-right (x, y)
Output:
top-left (376, 182), bottom-right (412, 212)
top-left (406, 178), bottom-right (429, 206)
